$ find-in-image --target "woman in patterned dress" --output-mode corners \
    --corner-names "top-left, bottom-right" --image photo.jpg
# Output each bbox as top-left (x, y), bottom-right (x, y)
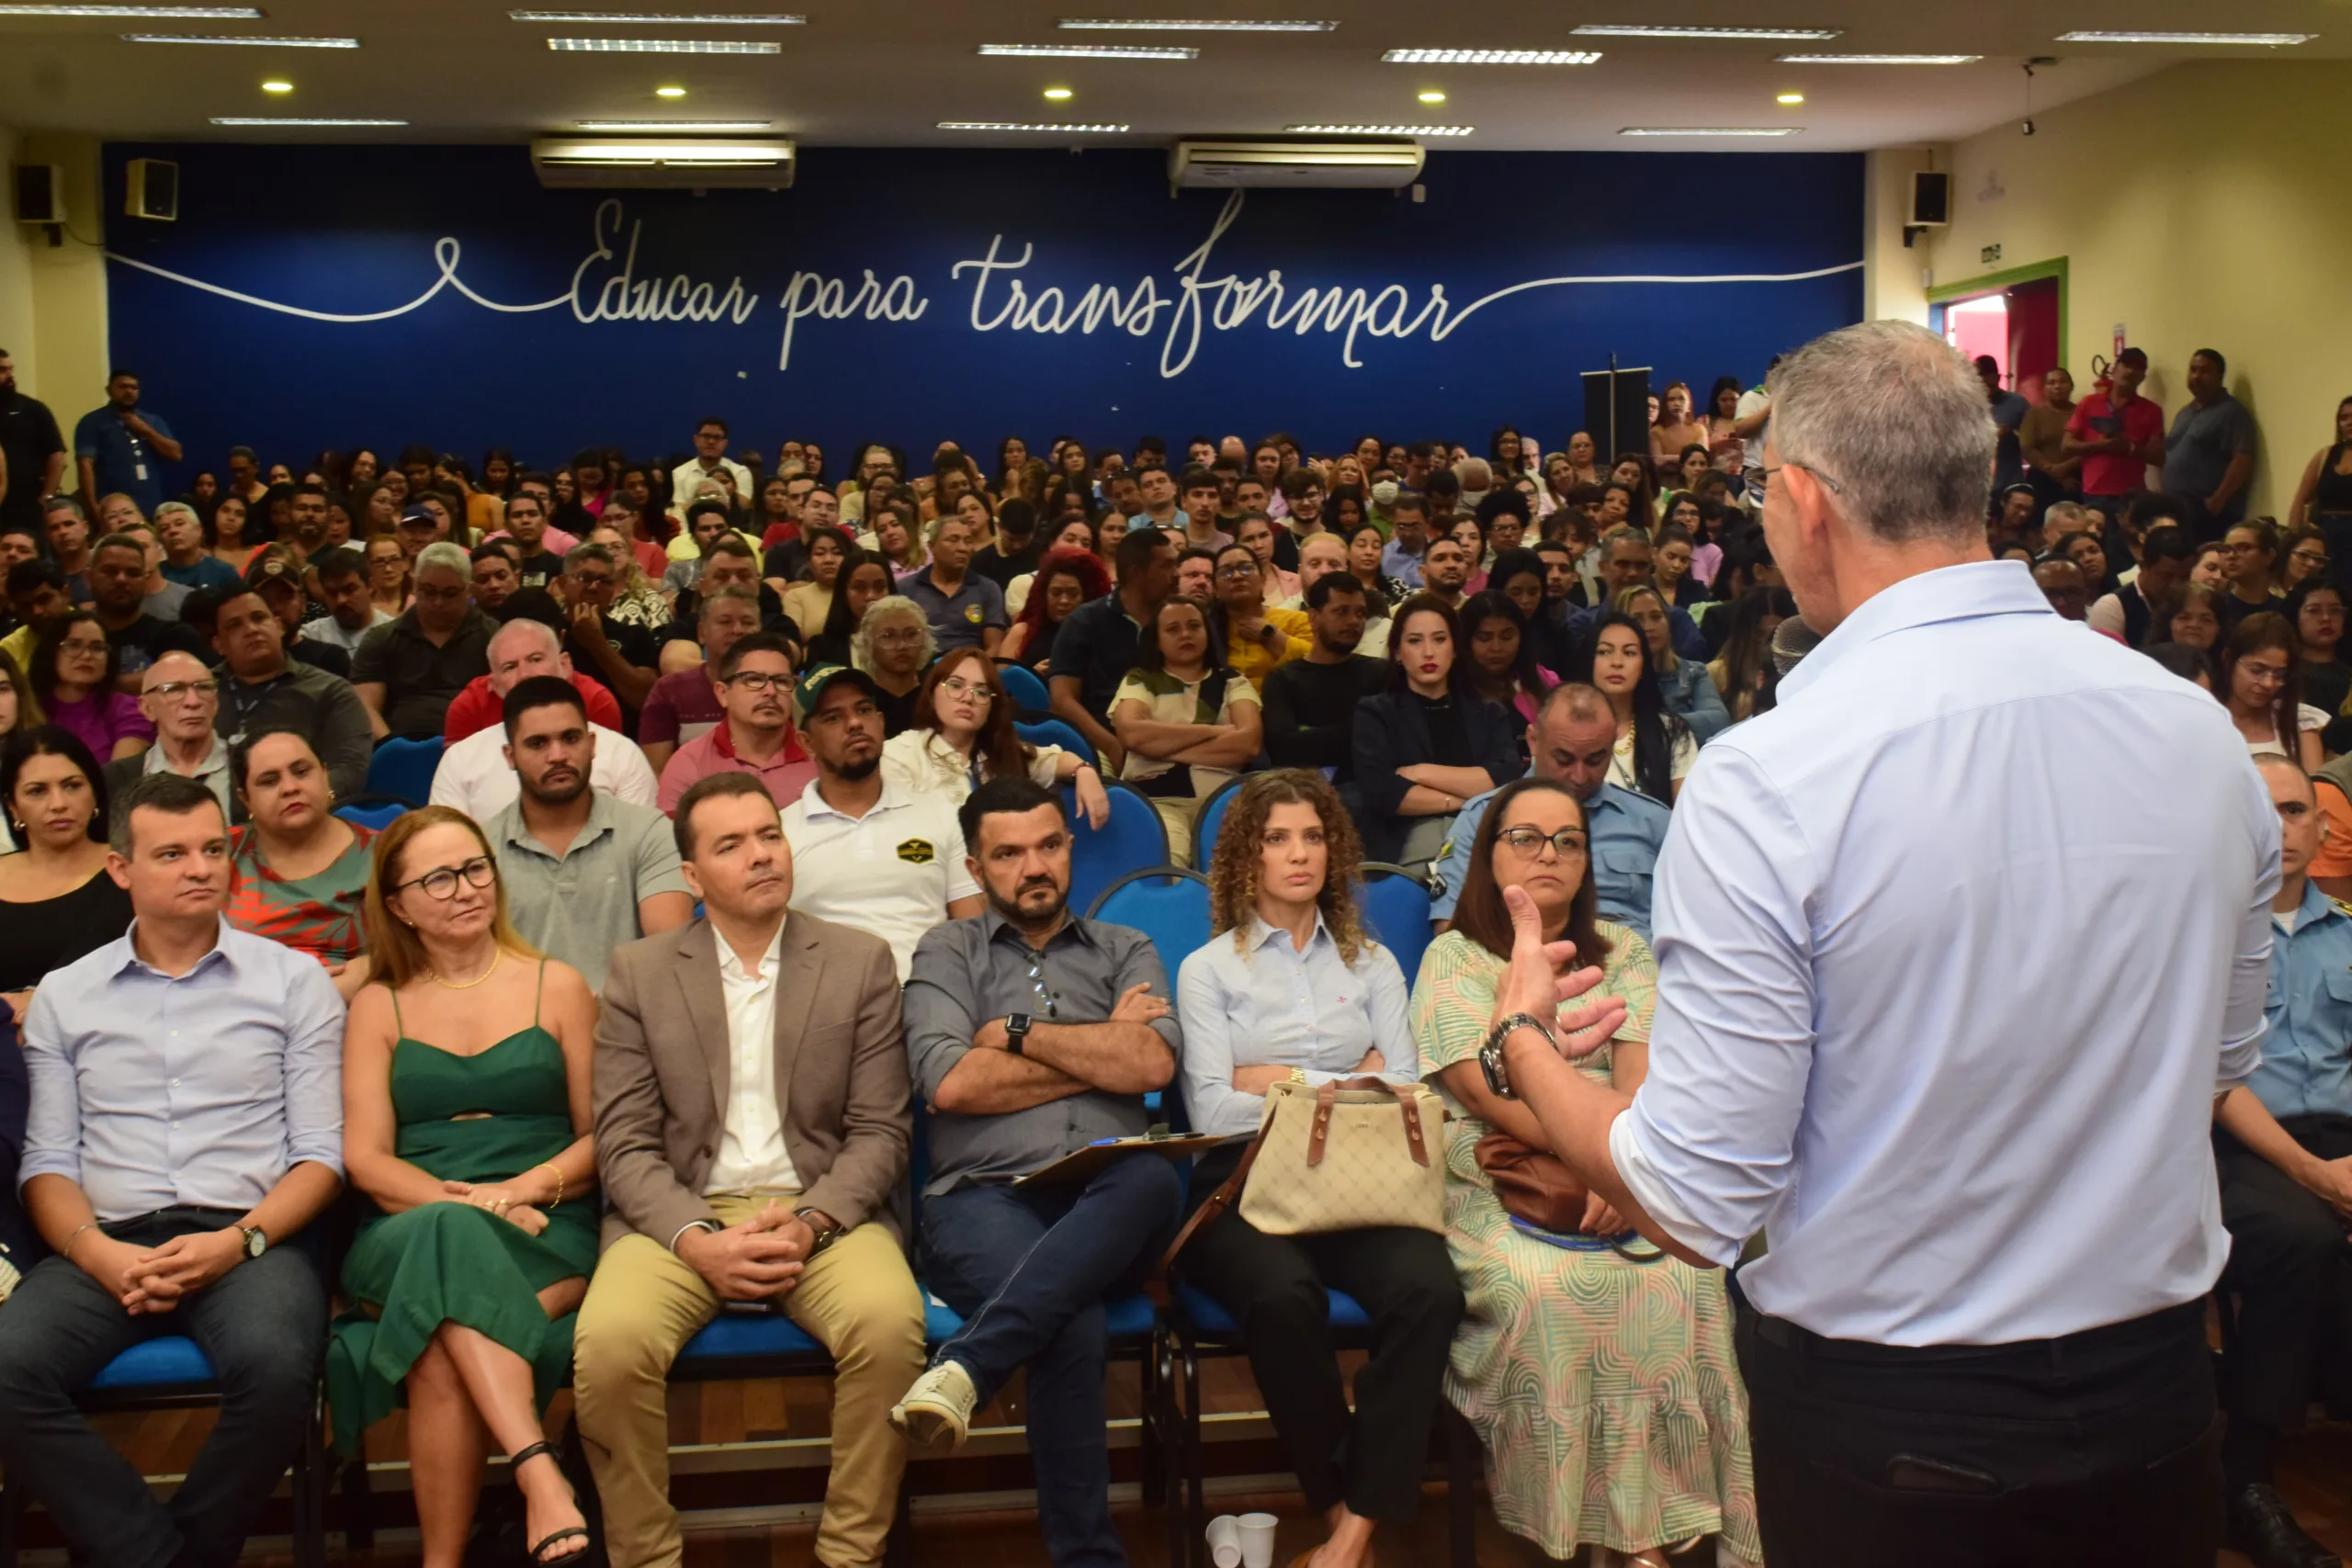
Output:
top-left (1411, 776), bottom-right (1758, 1567)
top-left (227, 726), bottom-right (377, 1000)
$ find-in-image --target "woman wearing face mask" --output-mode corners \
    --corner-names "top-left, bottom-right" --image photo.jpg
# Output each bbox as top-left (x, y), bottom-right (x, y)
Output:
top-left (1000, 547), bottom-right (1109, 675)
top-left (1351, 594), bottom-right (1524, 873)
top-left (881, 647), bottom-right (1109, 827)
top-left (0, 727), bottom-right (132, 1012)
top-left (1579, 610), bottom-right (1695, 803)
top-left (807, 554), bottom-right (896, 670)
top-left (1113, 595), bottom-right (1263, 863)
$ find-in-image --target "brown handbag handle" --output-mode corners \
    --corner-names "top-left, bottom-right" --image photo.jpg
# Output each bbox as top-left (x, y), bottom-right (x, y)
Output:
top-left (1310, 1077), bottom-right (1433, 1169)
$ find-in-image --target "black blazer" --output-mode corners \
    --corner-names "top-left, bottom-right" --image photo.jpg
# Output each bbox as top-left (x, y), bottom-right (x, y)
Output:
top-left (1350, 686), bottom-right (1526, 862)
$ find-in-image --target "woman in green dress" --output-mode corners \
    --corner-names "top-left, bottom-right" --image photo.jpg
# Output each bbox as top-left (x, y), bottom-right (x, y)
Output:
top-left (333, 806), bottom-right (602, 1566)
top-left (1411, 777), bottom-right (1759, 1568)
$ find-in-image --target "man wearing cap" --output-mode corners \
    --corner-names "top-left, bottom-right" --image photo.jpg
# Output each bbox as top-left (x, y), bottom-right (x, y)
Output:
top-left (103, 650), bottom-right (238, 824)
top-left (352, 541), bottom-right (495, 741)
top-left (245, 549), bottom-right (351, 680)
top-left (781, 664), bottom-right (981, 984)
top-left (2064, 346), bottom-right (2167, 528)
top-left (209, 588), bottom-right (373, 801)
top-left (655, 632), bottom-right (816, 816)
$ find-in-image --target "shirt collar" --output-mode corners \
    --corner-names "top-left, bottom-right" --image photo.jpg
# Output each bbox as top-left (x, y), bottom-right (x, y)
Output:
top-left (802, 775), bottom-right (907, 821)
top-left (107, 917), bottom-right (238, 982)
top-left (1248, 911), bottom-right (1331, 954)
top-left (982, 904), bottom-right (1094, 953)
top-left (2296, 877), bottom-right (2342, 931)
top-left (1780, 559), bottom-right (2052, 705)
top-left (497, 790), bottom-right (616, 853)
top-left (146, 736), bottom-right (229, 777)
top-left (717, 917), bottom-right (788, 984)
top-left (713, 719), bottom-right (806, 765)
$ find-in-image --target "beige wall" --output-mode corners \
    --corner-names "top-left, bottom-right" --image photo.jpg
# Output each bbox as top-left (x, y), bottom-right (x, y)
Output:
top-left (1861, 147), bottom-right (1937, 327)
top-left (12, 131), bottom-right (112, 425)
top-left (1914, 58), bottom-right (2352, 518)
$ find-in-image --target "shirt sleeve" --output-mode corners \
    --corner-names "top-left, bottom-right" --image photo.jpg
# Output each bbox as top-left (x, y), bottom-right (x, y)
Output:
top-left (1355, 943), bottom-right (1419, 1081)
top-left (611, 738), bottom-right (661, 807)
top-left (73, 412), bottom-right (100, 459)
top-left (632, 813), bottom-right (691, 900)
top-left (1614, 741), bottom-right (1819, 1267)
top-left (2219, 774), bottom-right (2285, 1089)
top-left (2086, 593), bottom-right (2126, 637)
top-left (1426, 796), bottom-right (1489, 920)
top-left (1175, 943), bottom-right (1255, 1136)
top-left (639, 682), bottom-right (682, 747)
top-left (900, 930), bottom-right (979, 1104)
top-left (940, 810), bottom-right (979, 905)
top-left (1109, 927), bottom-right (1183, 1058)
top-left (350, 625), bottom-right (392, 684)
top-left (17, 984), bottom-right (83, 1190)
top-left (980, 580), bottom-right (1009, 631)
top-left (277, 953), bottom-right (348, 1178)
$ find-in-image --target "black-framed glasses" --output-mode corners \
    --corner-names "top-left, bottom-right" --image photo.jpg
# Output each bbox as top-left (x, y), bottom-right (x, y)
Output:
top-left (1024, 950), bottom-right (1060, 1020)
top-left (725, 671), bottom-right (796, 694)
top-left (397, 854), bottom-right (498, 900)
top-left (1499, 827), bottom-right (1589, 861)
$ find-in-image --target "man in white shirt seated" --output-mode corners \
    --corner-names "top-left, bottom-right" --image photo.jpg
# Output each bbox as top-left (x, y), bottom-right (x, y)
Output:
top-left (429, 616), bottom-right (656, 819)
top-left (667, 416), bottom-right (752, 514)
top-left (780, 665), bottom-right (981, 982)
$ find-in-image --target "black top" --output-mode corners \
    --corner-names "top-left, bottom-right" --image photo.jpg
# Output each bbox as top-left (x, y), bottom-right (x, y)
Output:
top-left (970, 542), bottom-right (1042, 590)
top-left (2220, 590), bottom-right (2286, 631)
top-left (214, 660), bottom-right (377, 802)
top-left (1047, 594), bottom-right (1145, 721)
top-left (351, 606), bottom-right (497, 740)
top-left (0, 869), bottom-right (132, 993)
top-left (564, 615), bottom-right (662, 707)
top-left (876, 681), bottom-right (921, 738)
top-left (1260, 655), bottom-right (1387, 780)
top-left (1413, 691), bottom-right (1475, 767)
top-left (0, 391), bottom-right (63, 533)
top-left (0, 997), bottom-right (41, 1263)
top-left (2304, 658), bottom-right (2351, 723)
top-left (1349, 687), bottom-right (1527, 863)
top-left (513, 549), bottom-right (568, 591)
top-left (806, 631), bottom-right (854, 670)
top-left (285, 635), bottom-right (353, 682)
top-left (103, 613), bottom-right (209, 680)
top-left (2313, 444), bottom-right (2352, 518)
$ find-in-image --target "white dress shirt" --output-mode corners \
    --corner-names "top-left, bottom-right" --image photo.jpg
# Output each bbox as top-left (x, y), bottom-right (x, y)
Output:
top-left (1610, 559), bottom-right (2278, 1345)
top-left (427, 722), bottom-right (659, 818)
top-left (704, 919), bottom-right (801, 1194)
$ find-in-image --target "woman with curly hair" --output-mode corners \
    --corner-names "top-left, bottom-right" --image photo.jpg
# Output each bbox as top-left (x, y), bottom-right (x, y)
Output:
top-left (1174, 769), bottom-right (1461, 1568)
top-left (1000, 546), bottom-right (1109, 672)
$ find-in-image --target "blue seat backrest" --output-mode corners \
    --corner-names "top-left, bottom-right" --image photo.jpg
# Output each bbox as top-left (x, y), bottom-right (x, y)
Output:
top-left (1192, 776), bottom-right (1243, 869)
top-left (1088, 869), bottom-right (1211, 981)
top-left (334, 800), bottom-right (409, 831)
top-left (366, 736), bottom-right (446, 807)
top-left (1000, 664), bottom-right (1052, 720)
top-left (1064, 778), bottom-right (1169, 917)
top-left (1015, 717), bottom-right (1095, 768)
top-left (1359, 866), bottom-right (1434, 982)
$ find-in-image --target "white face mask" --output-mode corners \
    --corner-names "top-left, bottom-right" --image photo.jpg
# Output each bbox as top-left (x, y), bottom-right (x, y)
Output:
top-left (1371, 479), bottom-right (1399, 507)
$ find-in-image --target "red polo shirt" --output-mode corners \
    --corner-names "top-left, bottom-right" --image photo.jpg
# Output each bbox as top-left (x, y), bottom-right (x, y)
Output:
top-left (440, 671), bottom-right (624, 742)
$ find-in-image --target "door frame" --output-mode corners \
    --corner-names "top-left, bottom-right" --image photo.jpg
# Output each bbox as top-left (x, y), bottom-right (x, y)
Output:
top-left (1926, 256), bottom-right (2069, 370)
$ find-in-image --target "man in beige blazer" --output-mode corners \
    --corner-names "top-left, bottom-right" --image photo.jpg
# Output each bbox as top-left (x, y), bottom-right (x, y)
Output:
top-left (574, 770), bottom-right (928, 1568)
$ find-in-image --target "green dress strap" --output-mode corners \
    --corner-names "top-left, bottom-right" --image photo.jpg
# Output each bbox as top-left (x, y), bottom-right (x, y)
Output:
top-left (534, 956), bottom-right (547, 1024)
top-left (389, 984), bottom-right (402, 1035)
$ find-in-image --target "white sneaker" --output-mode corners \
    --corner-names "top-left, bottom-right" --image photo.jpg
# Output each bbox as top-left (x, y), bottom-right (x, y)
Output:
top-left (889, 1360), bottom-right (978, 1452)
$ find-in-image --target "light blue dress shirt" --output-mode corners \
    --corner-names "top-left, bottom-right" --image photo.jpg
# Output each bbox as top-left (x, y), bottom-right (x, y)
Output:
top-left (1611, 560), bottom-right (2278, 1345)
top-left (20, 919), bottom-right (347, 1221)
top-left (1429, 782), bottom-right (1671, 941)
top-left (1382, 539), bottom-right (1426, 589)
top-left (1176, 913), bottom-right (1417, 1138)
top-left (2251, 878), bottom-right (2352, 1121)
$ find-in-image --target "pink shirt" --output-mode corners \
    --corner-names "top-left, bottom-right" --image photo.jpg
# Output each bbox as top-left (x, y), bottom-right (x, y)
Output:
top-left (655, 720), bottom-right (817, 816)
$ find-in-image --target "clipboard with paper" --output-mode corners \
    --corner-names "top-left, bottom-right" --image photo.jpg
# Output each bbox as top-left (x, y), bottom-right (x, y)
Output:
top-left (1012, 1129), bottom-right (1234, 1189)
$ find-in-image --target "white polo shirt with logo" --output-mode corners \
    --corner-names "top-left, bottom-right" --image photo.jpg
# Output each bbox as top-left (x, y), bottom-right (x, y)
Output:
top-left (780, 778), bottom-right (979, 983)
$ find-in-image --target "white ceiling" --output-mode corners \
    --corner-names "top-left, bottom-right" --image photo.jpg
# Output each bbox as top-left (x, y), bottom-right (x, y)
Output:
top-left (0, 0), bottom-right (2337, 151)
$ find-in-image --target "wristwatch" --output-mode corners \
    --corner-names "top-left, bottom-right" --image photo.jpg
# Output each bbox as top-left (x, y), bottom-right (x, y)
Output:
top-left (1480, 1013), bottom-right (1554, 1100)
top-left (1004, 1013), bottom-right (1032, 1055)
top-left (793, 1208), bottom-right (844, 1257)
top-left (237, 1225), bottom-right (268, 1260)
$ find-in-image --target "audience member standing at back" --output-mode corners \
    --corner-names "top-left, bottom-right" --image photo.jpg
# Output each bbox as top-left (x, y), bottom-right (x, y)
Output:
top-left (2164, 348), bottom-right (2259, 542)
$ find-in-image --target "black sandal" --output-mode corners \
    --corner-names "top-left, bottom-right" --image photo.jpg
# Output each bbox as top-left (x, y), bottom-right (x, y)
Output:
top-left (509, 1440), bottom-right (591, 1563)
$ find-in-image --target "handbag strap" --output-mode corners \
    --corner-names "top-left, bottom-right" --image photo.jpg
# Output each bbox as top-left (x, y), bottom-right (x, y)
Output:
top-left (1149, 1134), bottom-right (1265, 1305)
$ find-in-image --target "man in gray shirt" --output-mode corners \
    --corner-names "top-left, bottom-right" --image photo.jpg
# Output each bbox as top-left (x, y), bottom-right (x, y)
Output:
top-left (482, 677), bottom-right (693, 990)
top-left (891, 777), bottom-right (1182, 1566)
top-left (2165, 346), bottom-right (2258, 541)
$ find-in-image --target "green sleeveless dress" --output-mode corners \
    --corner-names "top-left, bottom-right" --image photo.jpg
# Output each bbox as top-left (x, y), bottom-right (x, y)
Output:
top-left (325, 963), bottom-right (599, 1455)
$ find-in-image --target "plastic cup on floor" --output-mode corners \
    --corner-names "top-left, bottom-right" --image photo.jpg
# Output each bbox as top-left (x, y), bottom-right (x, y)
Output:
top-left (1204, 1514), bottom-right (1243, 1568)
top-left (1236, 1512), bottom-right (1279, 1568)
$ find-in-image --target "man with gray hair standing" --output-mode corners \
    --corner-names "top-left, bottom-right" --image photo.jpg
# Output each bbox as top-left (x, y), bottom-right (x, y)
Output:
top-left (352, 540), bottom-right (494, 740)
top-left (1478, 320), bottom-right (2271, 1565)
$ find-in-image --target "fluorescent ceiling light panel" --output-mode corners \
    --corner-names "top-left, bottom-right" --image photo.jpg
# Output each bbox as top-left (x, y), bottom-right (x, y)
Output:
top-left (2053, 30), bottom-right (2314, 44)
top-left (0, 3), bottom-right (257, 15)
top-left (1571, 24), bottom-right (1839, 39)
top-left (1381, 47), bottom-right (1599, 63)
top-left (577, 118), bottom-right (773, 130)
top-left (937, 119), bottom-right (1131, 131)
top-left (1056, 17), bottom-right (1337, 29)
top-left (511, 9), bottom-right (804, 21)
top-left (1285, 121), bottom-right (1471, 135)
top-left (1774, 51), bottom-right (1978, 62)
top-left (978, 41), bottom-right (1195, 57)
top-left (211, 116), bottom-right (407, 124)
top-left (1620, 125), bottom-right (1799, 136)
top-left (126, 30), bottom-right (358, 43)
top-left (546, 34), bottom-right (776, 50)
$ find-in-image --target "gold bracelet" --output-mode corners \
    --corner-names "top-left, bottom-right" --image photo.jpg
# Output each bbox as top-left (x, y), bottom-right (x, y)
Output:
top-left (537, 1163), bottom-right (565, 1207)
top-left (62, 1222), bottom-right (96, 1260)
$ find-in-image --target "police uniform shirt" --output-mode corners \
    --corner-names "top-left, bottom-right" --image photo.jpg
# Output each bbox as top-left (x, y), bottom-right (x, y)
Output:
top-left (2253, 878), bottom-right (2352, 1122)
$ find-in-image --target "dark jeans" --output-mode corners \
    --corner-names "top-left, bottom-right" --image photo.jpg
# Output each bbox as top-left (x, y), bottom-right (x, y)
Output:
top-left (1178, 1143), bottom-right (1463, 1521)
top-left (1734, 1290), bottom-right (2220, 1568)
top-left (0, 1207), bottom-right (326, 1568)
top-left (2218, 1113), bottom-right (2352, 1428)
top-left (922, 1155), bottom-right (1184, 1568)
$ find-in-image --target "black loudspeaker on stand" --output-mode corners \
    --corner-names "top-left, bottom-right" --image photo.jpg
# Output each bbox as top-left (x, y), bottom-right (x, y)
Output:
top-left (1580, 359), bottom-right (1652, 466)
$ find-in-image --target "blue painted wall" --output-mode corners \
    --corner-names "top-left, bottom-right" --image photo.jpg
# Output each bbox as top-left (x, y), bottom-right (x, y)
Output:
top-left (99, 141), bottom-right (1861, 478)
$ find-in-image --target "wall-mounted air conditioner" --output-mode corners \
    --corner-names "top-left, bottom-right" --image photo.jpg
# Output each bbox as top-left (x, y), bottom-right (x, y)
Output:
top-left (530, 137), bottom-right (796, 189)
top-left (1169, 139), bottom-right (1424, 191)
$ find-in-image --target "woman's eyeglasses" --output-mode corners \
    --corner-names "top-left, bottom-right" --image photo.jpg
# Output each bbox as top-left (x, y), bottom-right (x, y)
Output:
top-left (1499, 827), bottom-right (1589, 860)
top-left (937, 676), bottom-right (994, 704)
top-left (397, 854), bottom-right (498, 900)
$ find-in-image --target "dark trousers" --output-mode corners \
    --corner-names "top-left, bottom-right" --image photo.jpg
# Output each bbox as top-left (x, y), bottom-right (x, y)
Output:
top-left (1178, 1144), bottom-right (1463, 1521)
top-left (0, 1207), bottom-right (325, 1568)
top-left (2218, 1114), bottom-right (2352, 1429)
top-left (922, 1155), bottom-right (1184, 1568)
top-left (1734, 1290), bottom-right (2220, 1568)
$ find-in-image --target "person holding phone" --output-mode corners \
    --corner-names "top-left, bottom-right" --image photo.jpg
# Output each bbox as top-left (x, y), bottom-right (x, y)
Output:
top-left (2064, 347), bottom-right (2167, 528)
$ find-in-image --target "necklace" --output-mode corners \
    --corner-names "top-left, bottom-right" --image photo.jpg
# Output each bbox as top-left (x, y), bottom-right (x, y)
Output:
top-left (426, 947), bottom-right (503, 989)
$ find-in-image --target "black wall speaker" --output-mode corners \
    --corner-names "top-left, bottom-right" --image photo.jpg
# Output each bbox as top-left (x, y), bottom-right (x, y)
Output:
top-left (1909, 170), bottom-right (1951, 228)
top-left (127, 158), bottom-right (179, 221)
top-left (12, 163), bottom-right (62, 225)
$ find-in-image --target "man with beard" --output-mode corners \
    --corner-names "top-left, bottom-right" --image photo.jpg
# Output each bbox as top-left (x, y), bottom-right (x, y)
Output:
top-left (429, 617), bottom-right (652, 818)
top-left (481, 677), bottom-right (691, 991)
top-left (654, 632), bottom-right (814, 815)
top-left (892, 776), bottom-right (1183, 1568)
top-left (779, 664), bottom-right (980, 983)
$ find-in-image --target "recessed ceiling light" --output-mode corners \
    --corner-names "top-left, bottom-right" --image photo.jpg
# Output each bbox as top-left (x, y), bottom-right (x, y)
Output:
top-left (1285, 121), bottom-right (1472, 135)
top-left (2054, 30), bottom-right (2314, 45)
top-left (1571, 24), bottom-right (1840, 39)
top-left (1380, 48), bottom-right (1599, 64)
top-left (654, 84), bottom-right (686, 95)
top-left (210, 116), bottom-right (408, 125)
top-left (978, 41), bottom-right (1195, 57)
top-left (260, 78), bottom-right (292, 90)
top-left (1043, 85), bottom-right (1074, 98)
top-left (1776, 90), bottom-right (1804, 104)
top-left (1417, 88), bottom-right (1445, 102)
top-left (937, 119), bottom-right (1131, 131)
top-left (1620, 125), bottom-right (1800, 136)
top-left (0, 3), bottom-right (258, 15)
top-left (126, 31), bottom-right (359, 44)
top-left (1055, 16), bottom-right (1336, 28)
top-left (511, 9), bottom-right (804, 20)
top-left (1774, 52), bottom-right (1978, 63)
top-left (547, 34), bottom-right (777, 51)
top-left (578, 118), bottom-right (771, 130)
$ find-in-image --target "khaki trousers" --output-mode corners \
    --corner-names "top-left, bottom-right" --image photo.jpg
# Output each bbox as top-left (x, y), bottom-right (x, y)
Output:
top-left (573, 1199), bottom-right (929, 1568)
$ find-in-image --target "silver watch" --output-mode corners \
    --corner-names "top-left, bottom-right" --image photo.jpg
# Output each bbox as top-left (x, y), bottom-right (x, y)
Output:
top-left (1480, 1012), bottom-right (1553, 1100)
